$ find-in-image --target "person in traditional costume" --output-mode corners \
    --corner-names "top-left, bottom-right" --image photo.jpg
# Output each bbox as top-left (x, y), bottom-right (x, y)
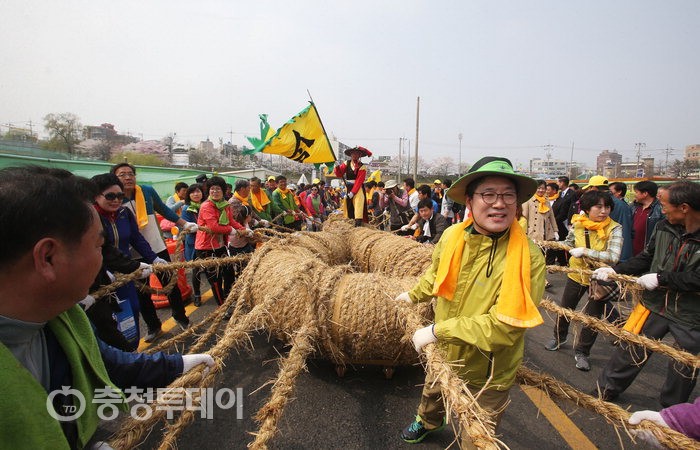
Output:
top-left (334, 146), bottom-right (372, 226)
top-left (394, 157), bottom-right (545, 447)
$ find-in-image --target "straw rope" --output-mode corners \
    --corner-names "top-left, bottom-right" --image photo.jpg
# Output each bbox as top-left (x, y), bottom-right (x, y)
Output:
top-left (540, 298), bottom-right (700, 369)
top-left (91, 221), bottom-right (700, 448)
top-left (517, 365), bottom-right (700, 450)
top-left (108, 293), bottom-right (274, 449)
top-left (401, 304), bottom-right (503, 449)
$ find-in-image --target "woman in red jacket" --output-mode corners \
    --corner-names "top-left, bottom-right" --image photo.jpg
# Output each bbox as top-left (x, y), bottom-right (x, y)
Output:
top-left (195, 176), bottom-right (246, 305)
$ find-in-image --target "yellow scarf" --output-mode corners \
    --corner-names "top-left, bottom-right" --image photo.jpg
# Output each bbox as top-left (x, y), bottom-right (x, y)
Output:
top-left (432, 218), bottom-right (543, 328)
top-left (367, 187), bottom-right (377, 206)
top-left (250, 189), bottom-right (271, 212)
top-left (408, 188), bottom-right (416, 197)
top-left (233, 191), bottom-right (249, 206)
top-left (571, 214), bottom-right (612, 240)
top-left (534, 194), bottom-right (550, 213)
top-left (173, 192), bottom-right (182, 202)
top-left (276, 187), bottom-right (290, 199)
top-left (548, 192), bottom-right (559, 202)
top-left (133, 185), bottom-right (148, 229)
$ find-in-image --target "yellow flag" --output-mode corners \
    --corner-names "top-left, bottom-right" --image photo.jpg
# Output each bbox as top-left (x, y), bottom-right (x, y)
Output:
top-left (246, 102), bottom-right (337, 165)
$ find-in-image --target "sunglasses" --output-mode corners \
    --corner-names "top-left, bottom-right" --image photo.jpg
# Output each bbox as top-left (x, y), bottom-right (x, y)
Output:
top-left (102, 192), bottom-right (126, 201)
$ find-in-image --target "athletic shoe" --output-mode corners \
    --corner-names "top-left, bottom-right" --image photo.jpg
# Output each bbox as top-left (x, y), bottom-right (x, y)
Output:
top-left (401, 415), bottom-right (445, 444)
top-left (144, 327), bottom-right (163, 343)
top-left (176, 319), bottom-right (190, 332)
top-left (544, 338), bottom-right (567, 351)
top-left (575, 352), bottom-right (591, 371)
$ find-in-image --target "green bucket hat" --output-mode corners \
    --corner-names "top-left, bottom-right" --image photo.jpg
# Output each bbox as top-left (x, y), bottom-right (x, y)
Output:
top-left (446, 156), bottom-right (538, 205)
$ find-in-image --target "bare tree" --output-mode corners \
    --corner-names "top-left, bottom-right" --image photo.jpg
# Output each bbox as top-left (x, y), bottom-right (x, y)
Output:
top-left (670, 159), bottom-right (700, 179)
top-left (430, 156), bottom-right (455, 177)
top-left (43, 113), bottom-right (82, 155)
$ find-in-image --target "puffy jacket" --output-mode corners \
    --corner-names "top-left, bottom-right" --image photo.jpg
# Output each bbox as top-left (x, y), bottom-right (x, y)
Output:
top-left (409, 225), bottom-right (546, 390)
top-left (614, 219), bottom-right (700, 328)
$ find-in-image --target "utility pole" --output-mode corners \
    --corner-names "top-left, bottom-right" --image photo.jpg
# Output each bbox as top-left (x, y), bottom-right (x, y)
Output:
top-left (413, 96), bottom-right (420, 180)
top-left (664, 146), bottom-right (674, 176)
top-left (569, 141), bottom-right (575, 178)
top-left (635, 142), bottom-right (646, 177)
top-left (406, 140), bottom-right (411, 180)
top-left (397, 137), bottom-right (403, 181)
top-left (458, 132), bottom-right (463, 176)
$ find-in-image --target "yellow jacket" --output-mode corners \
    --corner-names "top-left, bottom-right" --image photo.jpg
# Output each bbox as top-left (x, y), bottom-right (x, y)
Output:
top-left (409, 225), bottom-right (546, 390)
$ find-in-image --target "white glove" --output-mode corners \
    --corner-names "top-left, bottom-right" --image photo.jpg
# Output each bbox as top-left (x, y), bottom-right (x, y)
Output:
top-left (182, 221), bottom-right (199, 232)
top-left (245, 229), bottom-right (254, 238)
top-left (79, 295), bottom-right (96, 311)
top-left (153, 257), bottom-right (168, 265)
top-left (412, 325), bottom-right (437, 353)
top-left (410, 223), bottom-right (418, 230)
top-left (629, 410), bottom-right (667, 448)
top-left (553, 232), bottom-right (559, 240)
top-left (394, 292), bottom-right (412, 303)
top-left (592, 267), bottom-right (616, 281)
top-left (182, 354), bottom-right (215, 376)
top-left (138, 262), bottom-right (153, 279)
top-left (400, 224), bottom-right (410, 231)
top-left (569, 247), bottom-right (585, 258)
top-left (259, 219), bottom-right (270, 227)
top-left (629, 410), bottom-right (668, 427)
top-left (637, 273), bottom-right (659, 290)
top-left (347, 192), bottom-right (354, 199)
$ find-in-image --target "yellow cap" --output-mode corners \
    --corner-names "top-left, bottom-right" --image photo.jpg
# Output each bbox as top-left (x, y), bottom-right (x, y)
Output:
top-left (312, 178), bottom-right (321, 184)
top-left (583, 175), bottom-right (609, 190)
top-left (434, 179), bottom-right (442, 184)
top-left (267, 176), bottom-right (276, 182)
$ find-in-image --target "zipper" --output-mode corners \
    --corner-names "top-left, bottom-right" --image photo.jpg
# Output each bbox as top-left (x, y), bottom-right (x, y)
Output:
top-left (485, 352), bottom-right (493, 378)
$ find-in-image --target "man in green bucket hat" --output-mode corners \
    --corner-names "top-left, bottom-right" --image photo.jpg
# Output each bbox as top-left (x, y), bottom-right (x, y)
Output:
top-left (395, 156), bottom-right (546, 447)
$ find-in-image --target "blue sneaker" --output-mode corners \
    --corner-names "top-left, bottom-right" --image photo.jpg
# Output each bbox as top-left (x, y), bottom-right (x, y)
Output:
top-left (401, 415), bottom-right (445, 443)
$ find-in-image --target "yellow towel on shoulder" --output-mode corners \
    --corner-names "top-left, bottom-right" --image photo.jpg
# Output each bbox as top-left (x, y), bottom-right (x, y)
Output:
top-left (433, 218), bottom-right (543, 328)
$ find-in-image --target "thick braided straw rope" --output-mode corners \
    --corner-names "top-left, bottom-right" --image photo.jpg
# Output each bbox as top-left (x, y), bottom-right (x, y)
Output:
top-left (105, 221), bottom-right (699, 448)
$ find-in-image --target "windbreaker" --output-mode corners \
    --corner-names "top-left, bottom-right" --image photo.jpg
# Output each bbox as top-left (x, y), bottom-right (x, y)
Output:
top-left (409, 225), bottom-right (546, 390)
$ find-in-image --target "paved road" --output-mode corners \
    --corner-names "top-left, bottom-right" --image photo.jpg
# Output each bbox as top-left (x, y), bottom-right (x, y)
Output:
top-left (97, 271), bottom-right (696, 449)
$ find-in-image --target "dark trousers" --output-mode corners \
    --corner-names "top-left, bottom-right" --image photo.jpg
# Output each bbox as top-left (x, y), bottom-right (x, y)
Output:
top-left (137, 249), bottom-right (188, 332)
top-left (552, 278), bottom-right (614, 355)
top-left (195, 247), bottom-right (233, 306)
top-left (597, 311), bottom-right (700, 407)
top-left (86, 298), bottom-right (137, 352)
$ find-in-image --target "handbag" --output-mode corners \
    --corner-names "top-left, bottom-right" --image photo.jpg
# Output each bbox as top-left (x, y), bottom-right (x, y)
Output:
top-left (584, 230), bottom-right (620, 302)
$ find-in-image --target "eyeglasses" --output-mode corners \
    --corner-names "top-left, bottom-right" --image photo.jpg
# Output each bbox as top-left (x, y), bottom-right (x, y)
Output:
top-left (115, 172), bottom-right (135, 179)
top-left (102, 192), bottom-right (126, 201)
top-left (474, 192), bottom-right (518, 205)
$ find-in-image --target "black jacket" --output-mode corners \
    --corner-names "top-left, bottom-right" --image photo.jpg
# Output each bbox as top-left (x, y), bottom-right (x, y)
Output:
top-left (613, 219), bottom-right (700, 328)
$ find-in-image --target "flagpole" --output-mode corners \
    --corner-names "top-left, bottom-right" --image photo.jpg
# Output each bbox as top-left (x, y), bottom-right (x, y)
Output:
top-left (305, 91), bottom-right (338, 164)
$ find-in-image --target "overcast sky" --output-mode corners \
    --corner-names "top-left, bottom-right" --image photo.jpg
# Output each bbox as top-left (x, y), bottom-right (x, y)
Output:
top-left (1, 1), bottom-right (698, 170)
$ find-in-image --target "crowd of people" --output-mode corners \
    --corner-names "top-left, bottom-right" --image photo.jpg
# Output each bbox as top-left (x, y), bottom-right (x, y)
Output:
top-left (2, 156), bottom-right (699, 448)
top-left (394, 161), bottom-right (700, 447)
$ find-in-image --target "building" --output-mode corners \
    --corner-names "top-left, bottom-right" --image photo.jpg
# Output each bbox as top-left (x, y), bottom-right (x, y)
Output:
top-left (596, 150), bottom-right (622, 176)
top-left (685, 144), bottom-right (700, 163)
top-left (199, 139), bottom-right (215, 152)
top-left (84, 123), bottom-right (117, 140)
top-left (529, 158), bottom-right (572, 178)
top-left (618, 157), bottom-right (654, 178)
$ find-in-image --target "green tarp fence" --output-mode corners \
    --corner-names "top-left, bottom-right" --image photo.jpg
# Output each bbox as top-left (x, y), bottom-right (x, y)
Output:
top-left (0, 152), bottom-right (238, 199)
